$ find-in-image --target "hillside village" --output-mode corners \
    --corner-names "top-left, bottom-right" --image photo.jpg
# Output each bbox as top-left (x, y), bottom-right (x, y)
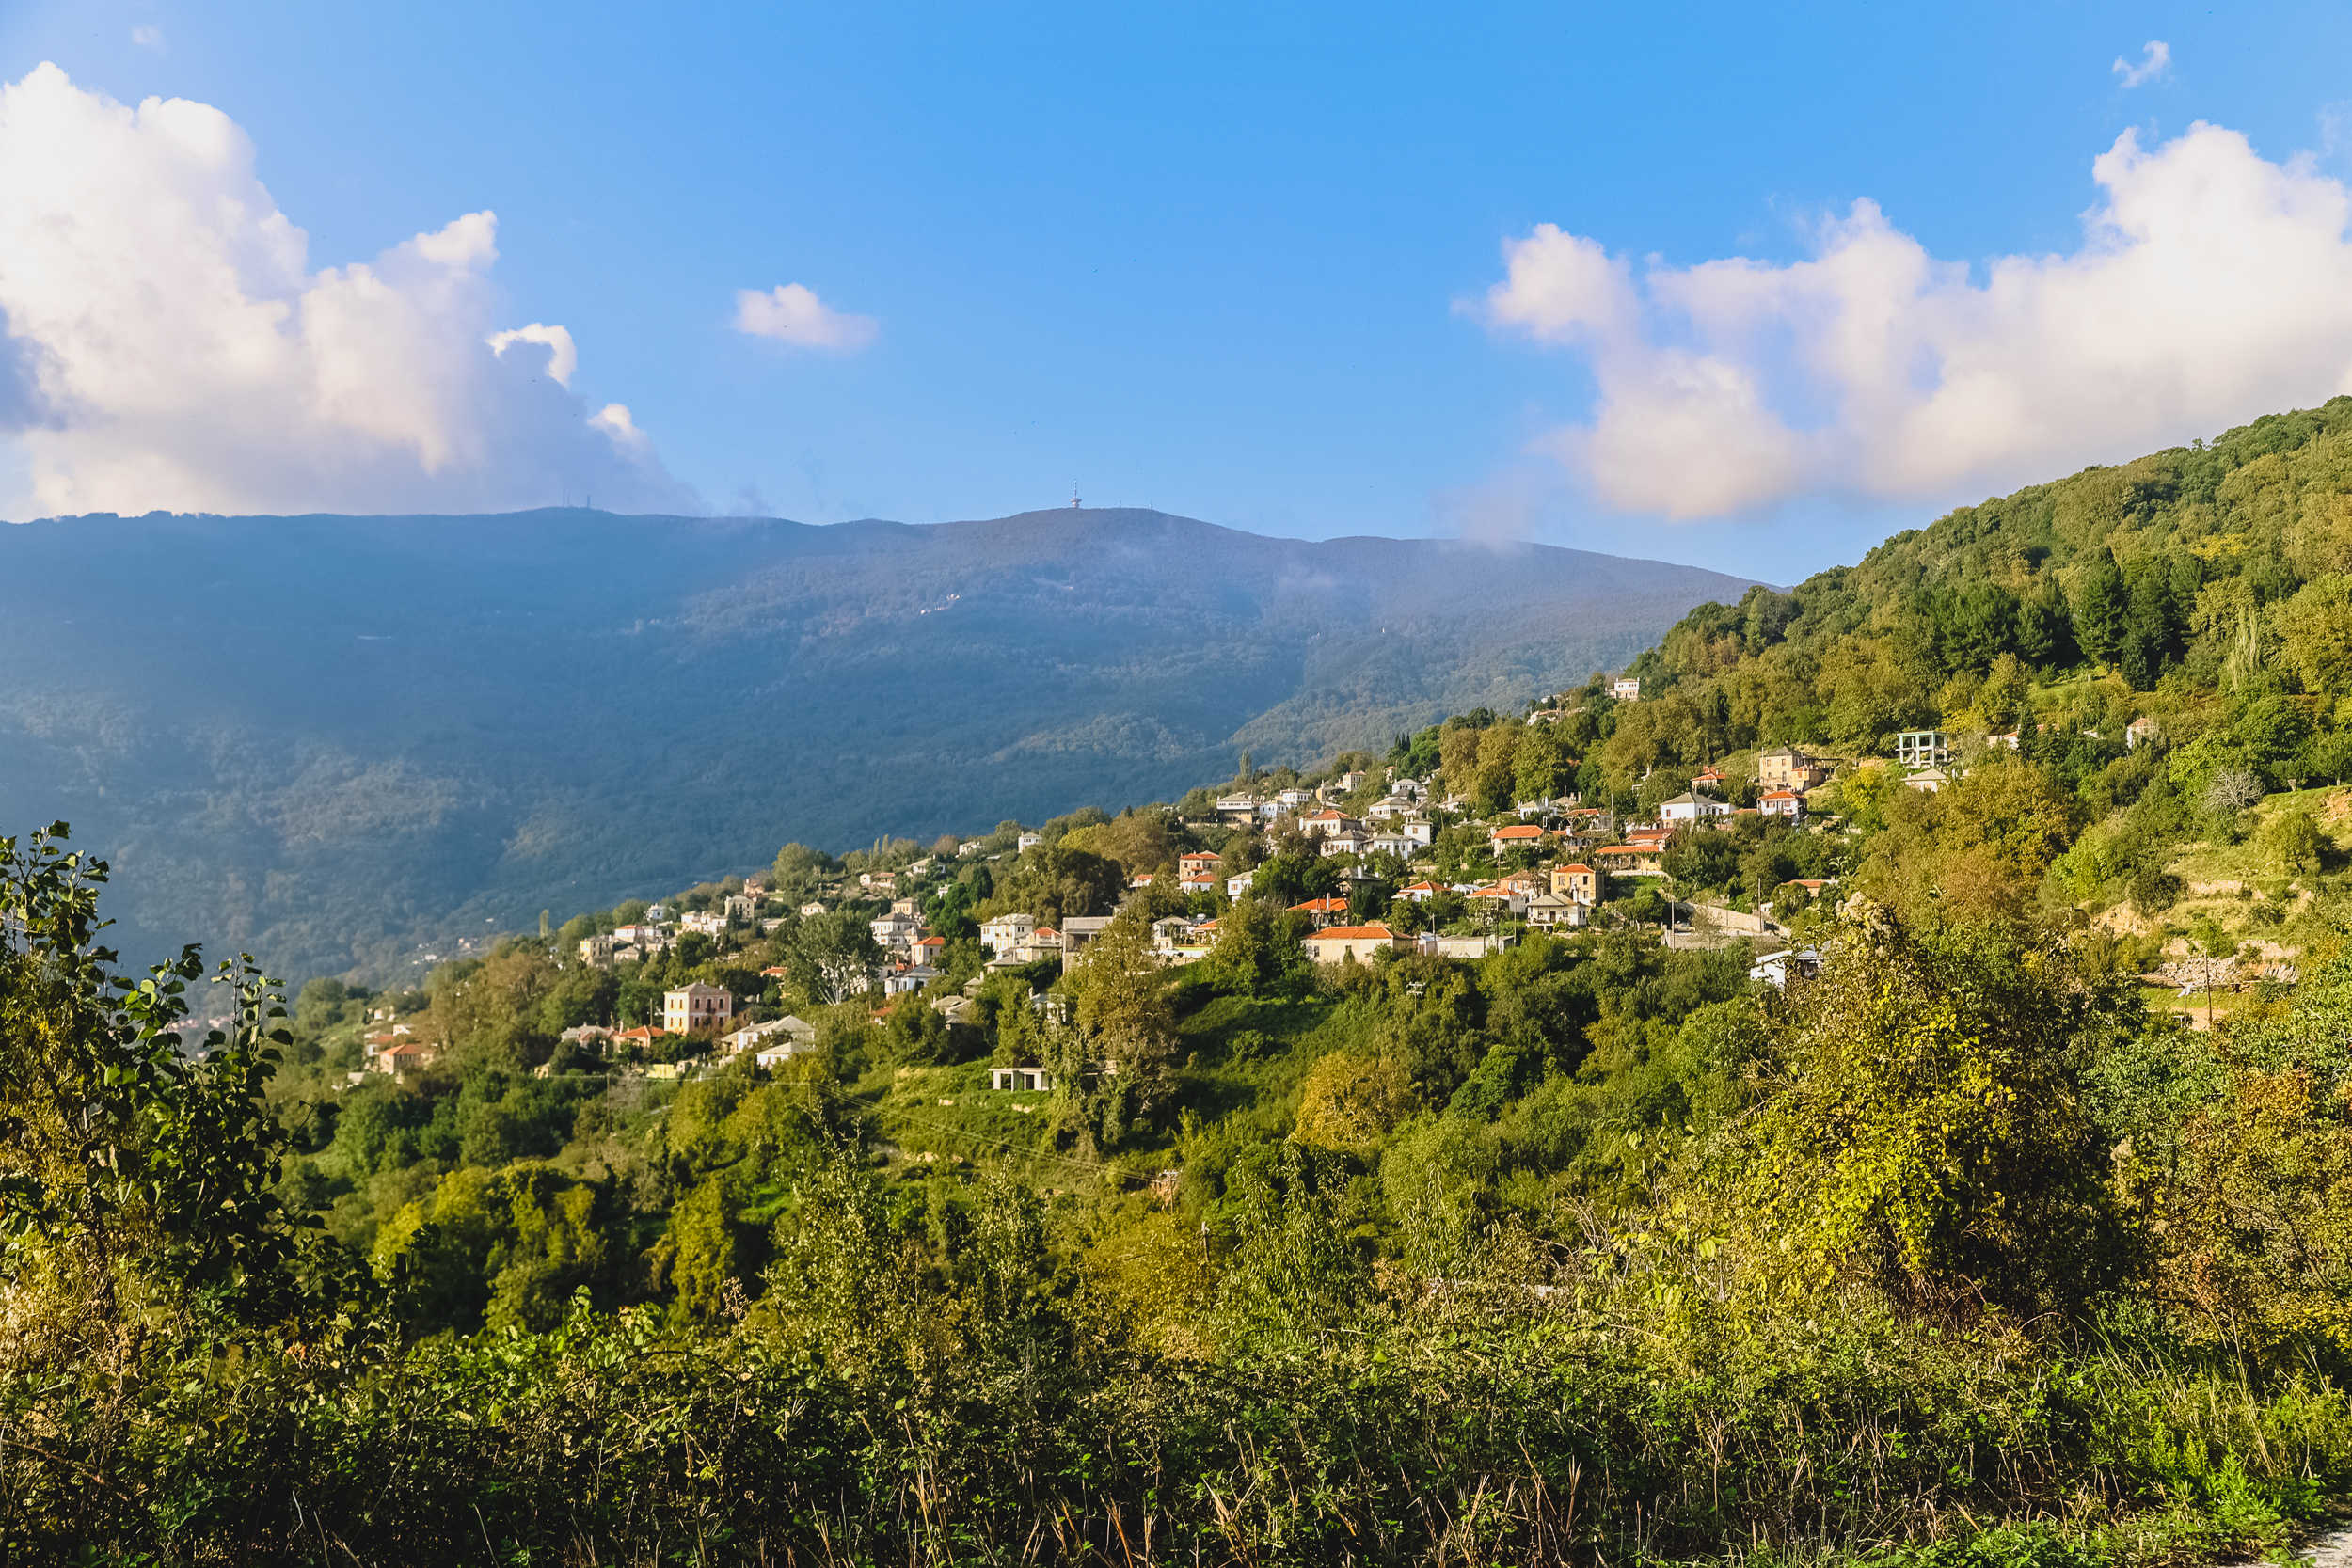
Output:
top-left (344, 697), bottom-right (1869, 1095)
top-left (341, 655), bottom-right (2314, 1111)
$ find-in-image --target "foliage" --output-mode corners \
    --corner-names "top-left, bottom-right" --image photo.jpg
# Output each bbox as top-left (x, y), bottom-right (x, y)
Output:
top-left (1711, 917), bottom-right (2139, 1314)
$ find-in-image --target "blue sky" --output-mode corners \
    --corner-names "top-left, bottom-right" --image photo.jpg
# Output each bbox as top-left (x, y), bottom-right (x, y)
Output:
top-left (5, 2), bottom-right (2352, 580)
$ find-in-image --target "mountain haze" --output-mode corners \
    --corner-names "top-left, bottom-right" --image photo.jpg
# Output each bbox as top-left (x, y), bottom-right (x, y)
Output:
top-left (0, 506), bottom-right (1752, 981)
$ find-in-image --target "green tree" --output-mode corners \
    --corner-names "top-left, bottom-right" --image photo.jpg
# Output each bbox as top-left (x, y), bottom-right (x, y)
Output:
top-left (789, 910), bottom-right (883, 1005)
top-left (980, 844), bottom-right (1126, 928)
top-left (771, 841), bottom-right (833, 898)
top-left (0, 824), bottom-right (327, 1372)
top-left (1071, 912), bottom-right (1180, 1114)
top-left (2260, 809), bottom-right (2326, 873)
top-left (1201, 895), bottom-right (1306, 993)
top-left (2074, 548), bottom-right (2129, 667)
top-left (1513, 721), bottom-right (1574, 803)
top-left (1712, 918), bottom-right (2136, 1314)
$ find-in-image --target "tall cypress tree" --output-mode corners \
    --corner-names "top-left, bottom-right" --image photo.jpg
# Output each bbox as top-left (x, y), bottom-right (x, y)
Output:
top-left (2073, 549), bottom-right (2128, 667)
top-left (2120, 558), bottom-right (2186, 690)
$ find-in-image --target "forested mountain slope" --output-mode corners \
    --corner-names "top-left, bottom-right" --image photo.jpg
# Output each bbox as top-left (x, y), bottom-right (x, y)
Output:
top-left (0, 506), bottom-right (1747, 981)
top-left (1603, 398), bottom-right (2352, 777)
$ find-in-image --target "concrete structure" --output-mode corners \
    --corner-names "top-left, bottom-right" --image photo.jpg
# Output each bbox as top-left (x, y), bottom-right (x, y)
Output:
top-left (1059, 915), bottom-right (1113, 971)
top-left (1896, 730), bottom-right (1948, 767)
top-left (1750, 948), bottom-right (1823, 988)
top-left (990, 1066), bottom-right (1056, 1092)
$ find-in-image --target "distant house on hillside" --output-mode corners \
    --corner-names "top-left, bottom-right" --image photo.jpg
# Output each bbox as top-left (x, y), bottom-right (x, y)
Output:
top-left (662, 982), bottom-right (732, 1037)
top-left (725, 1015), bottom-right (816, 1056)
top-left (1593, 844), bottom-right (1663, 875)
top-left (1612, 678), bottom-right (1640, 701)
top-left (1489, 823), bottom-right (1548, 856)
top-left (1551, 863), bottom-right (1598, 903)
top-left (368, 1039), bottom-right (440, 1077)
top-left (1659, 792), bottom-right (1729, 824)
top-left (981, 912), bottom-right (1036, 957)
top-left (1758, 745), bottom-right (1828, 789)
top-left (1525, 894), bottom-right (1586, 930)
top-left (882, 965), bottom-right (940, 996)
top-left (1301, 924), bottom-right (1402, 964)
top-left (989, 1066), bottom-right (1055, 1092)
top-left (1467, 885), bottom-right (1529, 916)
top-left (1289, 895), bottom-right (1350, 929)
top-left (1758, 788), bottom-right (1804, 818)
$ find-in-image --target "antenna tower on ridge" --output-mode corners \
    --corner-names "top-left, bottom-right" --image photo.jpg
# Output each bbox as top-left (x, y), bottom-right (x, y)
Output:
top-left (1071, 483), bottom-right (1081, 511)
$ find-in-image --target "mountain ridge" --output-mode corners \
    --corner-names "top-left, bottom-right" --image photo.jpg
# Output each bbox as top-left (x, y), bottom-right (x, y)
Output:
top-left (0, 506), bottom-right (1752, 982)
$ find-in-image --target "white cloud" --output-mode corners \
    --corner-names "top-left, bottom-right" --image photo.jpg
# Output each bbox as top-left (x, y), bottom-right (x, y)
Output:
top-left (1480, 120), bottom-right (2352, 520)
top-left (129, 25), bottom-right (163, 50)
top-left (0, 63), bottom-right (696, 518)
top-left (735, 282), bottom-right (878, 352)
top-left (487, 323), bottom-right (577, 387)
top-left (2115, 40), bottom-right (2171, 89)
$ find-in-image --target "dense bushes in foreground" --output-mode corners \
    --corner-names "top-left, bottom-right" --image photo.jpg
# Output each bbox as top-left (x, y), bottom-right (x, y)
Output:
top-left (13, 818), bottom-right (2352, 1566)
top-left (14, 1268), bottom-right (2352, 1563)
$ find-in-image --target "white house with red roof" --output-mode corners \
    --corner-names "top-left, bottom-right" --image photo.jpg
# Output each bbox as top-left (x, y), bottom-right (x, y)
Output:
top-left (1301, 923), bottom-right (1403, 964)
top-left (367, 1039), bottom-right (441, 1077)
top-left (1758, 788), bottom-right (1804, 818)
top-left (1395, 879), bottom-right (1442, 903)
top-left (1489, 822), bottom-right (1548, 856)
top-left (1467, 884), bottom-right (1529, 915)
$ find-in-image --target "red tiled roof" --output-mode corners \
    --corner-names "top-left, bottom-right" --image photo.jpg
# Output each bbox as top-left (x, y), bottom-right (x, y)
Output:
top-left (1308, 924), bottom-right (1398, 942)
top-left (1490, 824), bottom-right (1546, 839)
top-left (1556, 863), bottom-right (1594, 875)
top-left (1290, 896), bottom-right (1349, 912)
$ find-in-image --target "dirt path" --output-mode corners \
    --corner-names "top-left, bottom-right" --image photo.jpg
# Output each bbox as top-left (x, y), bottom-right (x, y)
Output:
top-left (2298, 1523), bottom-right (2352, 1568)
